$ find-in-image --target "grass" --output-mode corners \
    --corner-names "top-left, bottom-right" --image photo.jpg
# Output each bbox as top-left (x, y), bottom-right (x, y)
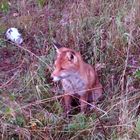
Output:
top-left (0, 0), bottom-right (140, 139)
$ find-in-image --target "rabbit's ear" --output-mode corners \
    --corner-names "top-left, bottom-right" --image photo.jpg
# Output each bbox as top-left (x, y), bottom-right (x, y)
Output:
top-left (52, 39), bottom-right (62, 53)
top-left (66, 51), bottom-right (77, 63)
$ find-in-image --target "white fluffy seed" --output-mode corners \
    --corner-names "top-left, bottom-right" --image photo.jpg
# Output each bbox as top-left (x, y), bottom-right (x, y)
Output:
top-left (5, 27), bottom-right (23, 45)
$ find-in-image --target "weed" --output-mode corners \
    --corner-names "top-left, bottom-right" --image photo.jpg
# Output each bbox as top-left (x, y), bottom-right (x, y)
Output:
top-left (0, 0), bottom-right (9, 14)
top-left (0, 0), bottom-right (140, 139)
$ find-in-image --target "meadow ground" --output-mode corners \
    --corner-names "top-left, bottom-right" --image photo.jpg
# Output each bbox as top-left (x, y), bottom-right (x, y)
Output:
top-left (0, 0), bottom-right (140, 139)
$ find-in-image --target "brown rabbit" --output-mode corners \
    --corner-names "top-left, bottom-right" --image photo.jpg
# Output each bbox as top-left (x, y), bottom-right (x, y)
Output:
top-left (51, 43), bottom-right (103, 115)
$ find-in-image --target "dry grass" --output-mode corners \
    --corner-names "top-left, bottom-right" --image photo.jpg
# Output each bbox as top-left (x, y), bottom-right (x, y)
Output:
top-left (0, 0), bottom-right (140, 139)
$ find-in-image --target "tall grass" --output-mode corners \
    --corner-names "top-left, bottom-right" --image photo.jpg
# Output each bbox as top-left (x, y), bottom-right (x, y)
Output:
top-left (0, 0), bottom-right (140, 139)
